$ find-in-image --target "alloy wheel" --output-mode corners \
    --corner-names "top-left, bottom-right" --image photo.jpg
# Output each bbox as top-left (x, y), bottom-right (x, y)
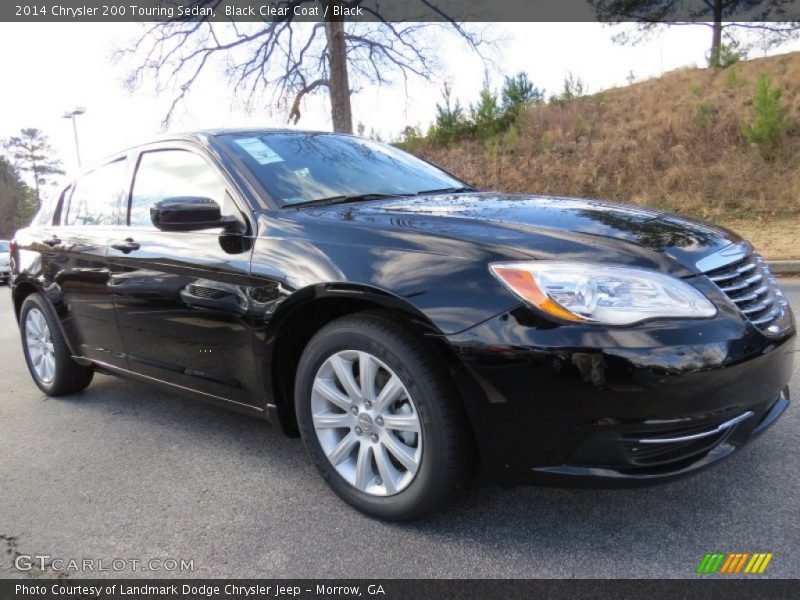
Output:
top-left (25, 307), bottom-right (56, 383)
top-left (311, 350), bottom-right (422, 496)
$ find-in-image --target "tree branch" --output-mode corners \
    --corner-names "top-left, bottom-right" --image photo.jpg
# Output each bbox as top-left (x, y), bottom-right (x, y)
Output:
top-left (115, 0), bottom-right (493, 128)
top-left (288, 78), bottom-right (329, 124)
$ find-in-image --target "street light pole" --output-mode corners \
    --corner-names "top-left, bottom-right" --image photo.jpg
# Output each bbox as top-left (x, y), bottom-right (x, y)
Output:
top-left (62, 107), bottom-right (85, 167)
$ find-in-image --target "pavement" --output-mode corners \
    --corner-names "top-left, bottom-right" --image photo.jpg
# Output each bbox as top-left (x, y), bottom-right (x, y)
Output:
top-left (0, 281), bottom-right (798, 580)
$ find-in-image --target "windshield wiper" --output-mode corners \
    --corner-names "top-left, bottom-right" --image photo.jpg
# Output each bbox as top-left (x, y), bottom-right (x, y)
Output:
top-left (414, 186), bottom-right (476, 196)
top-left (295, 192), bottom-right (414, 207)
top-left (294, 186), bottom-right (475, 208)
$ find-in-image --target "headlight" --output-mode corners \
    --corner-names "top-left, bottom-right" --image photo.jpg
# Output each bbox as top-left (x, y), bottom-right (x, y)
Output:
top-left (489, 262), bottom-right (717, 325)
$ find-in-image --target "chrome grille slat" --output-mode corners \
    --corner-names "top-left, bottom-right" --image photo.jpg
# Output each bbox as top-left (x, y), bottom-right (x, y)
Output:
top-left (719, 280), bottom-right (751, 293)
top-left (708, 271), bottom-right (738, 283)
top-left (737, 262), bottom-right (757, 274)
top-left (708, 262), bottom-right (757, 283)
top-left (743, 273), bottom-right (762, 285)
top-left (750, 306), bottom-right (783, 326)
top-left (729, 285), bottom-right (769, 303)
top-left (701, 248), bottom-right (787, 332)
top-left (741, 298), bottom-right (774, 315)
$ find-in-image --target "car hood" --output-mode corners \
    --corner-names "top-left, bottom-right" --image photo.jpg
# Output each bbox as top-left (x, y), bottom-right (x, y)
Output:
top-left (298, 192), bottom-right (740, 276)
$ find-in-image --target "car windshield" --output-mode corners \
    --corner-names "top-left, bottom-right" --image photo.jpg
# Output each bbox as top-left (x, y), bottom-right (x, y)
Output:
top-left (220, 132), bottom-right (469, 206)
top-left (0, 242), bottom-right (8, 252)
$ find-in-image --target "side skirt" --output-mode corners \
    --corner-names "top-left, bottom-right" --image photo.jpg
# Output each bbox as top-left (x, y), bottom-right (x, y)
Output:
top-left (80, 357), bottom-right (270, 421)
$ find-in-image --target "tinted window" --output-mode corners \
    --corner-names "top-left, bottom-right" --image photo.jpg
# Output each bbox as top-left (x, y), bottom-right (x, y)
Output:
top-left (64, 160), bottom-right (125, 226)
top-left (220, 133), bottom-right (465, 205)
top-left (129, 150), bottom-right (228, 228)
top-left (0, 242), bottom-right (8, 252)
top-left (36, 185), bottom-right (69, 226)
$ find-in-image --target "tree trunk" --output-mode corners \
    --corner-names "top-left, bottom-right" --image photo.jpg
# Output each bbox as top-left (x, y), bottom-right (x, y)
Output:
top-left (324, 14), bottom-right (353, 133)
top-left (32, 164), bottom-right (41, 211)
top-left (709, 0), bottom-right (724, 68)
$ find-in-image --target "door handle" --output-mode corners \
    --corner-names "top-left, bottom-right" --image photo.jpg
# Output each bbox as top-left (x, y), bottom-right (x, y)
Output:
top-left (111, 239), bottom-right (140, 253)
top-left (42, 237), bottom-right (62, 247)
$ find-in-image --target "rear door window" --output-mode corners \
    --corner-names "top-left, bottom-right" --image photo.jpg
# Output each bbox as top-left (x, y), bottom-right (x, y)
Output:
top-left (64, 159), bottom-right (126, 226)
top-left (35, 185), bottom-right (70, 226)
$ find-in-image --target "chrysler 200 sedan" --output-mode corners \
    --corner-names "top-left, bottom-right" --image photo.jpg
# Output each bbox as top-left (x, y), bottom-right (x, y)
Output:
top-left (10, 130), bottom-right (795, 520)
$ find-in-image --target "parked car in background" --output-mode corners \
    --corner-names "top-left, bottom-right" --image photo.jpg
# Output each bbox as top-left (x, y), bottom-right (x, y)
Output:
top-left (0, 240), bottom-right (10, 283)
top-left (9, 130), bottom-right (795, 520)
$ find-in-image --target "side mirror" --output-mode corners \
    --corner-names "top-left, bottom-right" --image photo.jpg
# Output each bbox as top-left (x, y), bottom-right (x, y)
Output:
top-left (150, 196), bottom-right (223, 232)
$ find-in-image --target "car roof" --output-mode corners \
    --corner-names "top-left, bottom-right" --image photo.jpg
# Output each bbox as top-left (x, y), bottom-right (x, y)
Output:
top-left (195, 127), bottom-right (344, 137)
top-left (108, 128), bottom-right (354, 159)
top-left (71, 129), bottom-right (355, 180)
top-left (157, 128), bottom-right (354, 144)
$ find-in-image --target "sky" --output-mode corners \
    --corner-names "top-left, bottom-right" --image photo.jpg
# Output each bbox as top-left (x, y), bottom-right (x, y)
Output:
top-left (1, 21), bottom-right (799, 191)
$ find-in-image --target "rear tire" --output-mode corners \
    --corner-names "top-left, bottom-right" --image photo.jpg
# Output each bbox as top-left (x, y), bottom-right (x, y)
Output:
top-left (19, 294), bottom-right (93, 396)
top-left (295, 312), bottom-right (473, 520)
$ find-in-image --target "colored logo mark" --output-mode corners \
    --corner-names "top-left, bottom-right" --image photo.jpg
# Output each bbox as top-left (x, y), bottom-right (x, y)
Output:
top-left (696, 552), bottom-right (773, 574)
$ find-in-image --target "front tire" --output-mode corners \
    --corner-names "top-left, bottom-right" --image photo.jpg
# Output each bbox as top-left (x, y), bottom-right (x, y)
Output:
top-left (19, 294), bottom-right (93, 396)
top-left (295, 313), bottom-right (473, 520)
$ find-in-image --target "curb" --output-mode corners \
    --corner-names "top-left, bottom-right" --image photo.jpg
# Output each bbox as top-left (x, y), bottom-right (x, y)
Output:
top-left (768, 260), bottom-right (800, 276)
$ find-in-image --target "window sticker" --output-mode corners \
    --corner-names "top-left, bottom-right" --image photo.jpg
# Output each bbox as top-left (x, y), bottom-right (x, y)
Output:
top-left (234, 137), bottom-right (285, 165)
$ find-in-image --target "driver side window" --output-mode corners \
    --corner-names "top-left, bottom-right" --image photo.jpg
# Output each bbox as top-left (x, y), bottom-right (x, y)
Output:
top-left (128, 149), bottom-right (232, 229)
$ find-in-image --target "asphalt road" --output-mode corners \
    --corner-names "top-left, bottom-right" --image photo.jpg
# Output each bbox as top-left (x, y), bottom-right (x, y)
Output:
top-left (1, 282), bottom-right (798, 579)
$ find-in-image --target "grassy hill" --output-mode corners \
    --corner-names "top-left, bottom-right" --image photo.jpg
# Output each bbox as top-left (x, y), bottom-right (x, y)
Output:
top-left (409, 52), bottom-right (800, 258)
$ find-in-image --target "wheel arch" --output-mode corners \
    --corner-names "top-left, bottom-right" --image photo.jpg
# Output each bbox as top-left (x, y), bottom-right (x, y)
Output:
top-left (263, 283), bottom-right (465, 438)
top-left (12, 279), bottom-right (39, 321)
top-left (12, 279), bottom-right (83, 360)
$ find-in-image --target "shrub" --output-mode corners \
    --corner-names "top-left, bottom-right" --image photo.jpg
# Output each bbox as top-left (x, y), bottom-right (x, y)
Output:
top-left (501, 72), bottom-right (544, 122)
top-left (502, 124), bottom-right (520, 153)
top-left (741, 73), bottom-right (794, 158)
top-left (426, 72), bottom-right (546, 146)
top-left (395, 125), bottom-right (424, 152)
top-left (430, 83), bottom-right (470, 147)
top-left (694, 102), bottom-right (716, 126)
top-left (549, 72), bottom-right (587, 107)
top-left (725, 65), bottom-right (746, 88)
top-left (538, 131), bottom-right (551, 154)
top-left (470, 75), bottom-right (503, 140)
top-left (709, 43), bottom-right (744, 69)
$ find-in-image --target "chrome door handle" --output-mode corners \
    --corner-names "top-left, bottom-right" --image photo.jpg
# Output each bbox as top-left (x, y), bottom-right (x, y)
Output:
top-left (111, 239), bottom-right (140, 253)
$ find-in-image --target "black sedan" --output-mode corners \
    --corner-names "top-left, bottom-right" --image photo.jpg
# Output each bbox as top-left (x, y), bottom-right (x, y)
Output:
top-left (9, 130), bottom-right (795, 520)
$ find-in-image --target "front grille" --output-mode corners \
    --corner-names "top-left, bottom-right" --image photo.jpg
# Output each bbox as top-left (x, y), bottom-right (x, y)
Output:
top-left (703, 252), bottom-right (789, 331)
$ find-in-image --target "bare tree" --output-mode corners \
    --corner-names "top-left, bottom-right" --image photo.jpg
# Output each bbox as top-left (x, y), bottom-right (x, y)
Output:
top-left (115, 1), bottom-right (489, 133)
top-left (590, 0), bottom-right (800, 68)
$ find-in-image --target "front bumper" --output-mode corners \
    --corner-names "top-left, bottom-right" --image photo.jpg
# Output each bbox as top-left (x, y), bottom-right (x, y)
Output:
top-left (445, 303), bottom-right (795, 485)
